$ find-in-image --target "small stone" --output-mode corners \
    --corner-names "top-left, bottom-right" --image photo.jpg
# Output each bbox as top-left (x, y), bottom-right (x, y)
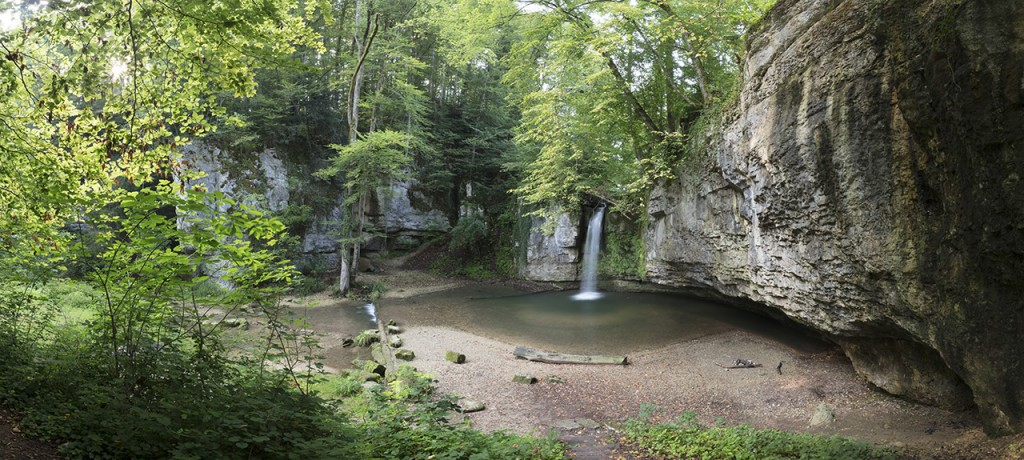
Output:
top-left (389, 336), bottom-right (403, 348)
top-left (445, 351), bottom-right (466, 364)
top-left (387, 319), bottom-right (397, 326)
top-left (341, 338), bottom-right (355, 348)
top-left (809, 403), bottom-right (835, 427)
top-left (387, 325), bottom-right (401, 334)
top-left (395, 349), bottom-right (415, 361)
top-left (577, 418), bottom-right (600, 430)
top-left (512, 373), bottom-right (537, 384)
top-left (363, 373), bottom-right (381, 383)
top-left (458, 400), bottom-right (486, 413)
top-left (546, 375), bottom-right (565, 384)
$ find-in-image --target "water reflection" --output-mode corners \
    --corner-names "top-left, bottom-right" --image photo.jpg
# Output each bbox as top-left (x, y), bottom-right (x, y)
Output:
top-left (383, 288), bottom-right (829, 355)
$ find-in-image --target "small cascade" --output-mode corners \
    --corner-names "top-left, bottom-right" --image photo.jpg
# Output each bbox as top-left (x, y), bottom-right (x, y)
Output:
top-left (573, 203), bottom-right (605, 301)
top-left (363, 303), bottom-right (378, 323)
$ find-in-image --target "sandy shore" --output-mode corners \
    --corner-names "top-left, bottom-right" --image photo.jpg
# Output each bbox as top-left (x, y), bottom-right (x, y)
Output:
top-left (397, 325), bottom-right (975, 450)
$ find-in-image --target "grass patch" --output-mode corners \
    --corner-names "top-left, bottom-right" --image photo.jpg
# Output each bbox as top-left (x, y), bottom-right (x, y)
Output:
top-left (623, 410), bottom-right (899, 460)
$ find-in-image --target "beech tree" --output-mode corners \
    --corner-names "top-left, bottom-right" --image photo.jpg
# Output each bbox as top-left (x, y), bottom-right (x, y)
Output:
top-left (445, 0), bottom-right (773, 214)
top-left (0, 0), bottom-right (319, 378)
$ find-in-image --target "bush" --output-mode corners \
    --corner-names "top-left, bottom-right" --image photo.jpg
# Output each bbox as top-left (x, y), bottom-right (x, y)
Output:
top-left (291, 274), bottom-right (328, 296)
top-left (348, 367), bottom-right (565, 460)
top-left (448, 215), bottom-right (489, 256)
top-left (622, 411), bottom-right (899, 460)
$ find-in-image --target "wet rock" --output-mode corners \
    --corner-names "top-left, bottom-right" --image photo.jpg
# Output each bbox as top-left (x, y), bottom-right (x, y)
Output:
top-left (809, 404), bottom-right (835, 427)
top-left (512, 373), bottom-right (537, 384)
top-left (445, 351), bottom-right (466, 364)
top-left (395, 349), bottom-right (415, 361)
top-left (458, 400), bottom-right (485, 413)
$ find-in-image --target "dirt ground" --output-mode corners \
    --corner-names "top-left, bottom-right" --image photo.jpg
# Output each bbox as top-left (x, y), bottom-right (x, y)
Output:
top-left (319, 264), bottom-right (1024, 460)
top-left (0, 405), bottom-right (61, 460)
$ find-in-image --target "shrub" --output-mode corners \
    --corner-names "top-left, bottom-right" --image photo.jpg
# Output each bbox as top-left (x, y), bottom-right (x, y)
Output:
top-left (622, 410), bottom-right (899, 460)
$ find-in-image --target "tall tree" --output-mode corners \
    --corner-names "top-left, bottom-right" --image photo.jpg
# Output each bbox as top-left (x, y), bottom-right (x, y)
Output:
top-left (488, 0), bottom-right (772, 213)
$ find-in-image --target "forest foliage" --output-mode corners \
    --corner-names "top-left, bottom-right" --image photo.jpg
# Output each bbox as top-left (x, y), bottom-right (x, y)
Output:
top-left (0, 0), bottom-right (773, 456)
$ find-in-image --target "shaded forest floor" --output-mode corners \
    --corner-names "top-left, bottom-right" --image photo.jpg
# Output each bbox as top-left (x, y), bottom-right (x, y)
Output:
top-left (0, 405), bottom-right (61, 460)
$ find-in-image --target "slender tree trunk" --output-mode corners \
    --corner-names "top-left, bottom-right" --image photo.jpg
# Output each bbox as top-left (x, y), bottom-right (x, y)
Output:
top-left (350, 192), bottom-right (367, 286)
top-left (339, 1), bottom-right (379, 295)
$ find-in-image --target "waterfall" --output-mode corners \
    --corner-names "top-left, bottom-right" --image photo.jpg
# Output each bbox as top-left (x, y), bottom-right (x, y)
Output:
top-left (573, 204), bottom-right (605, 301)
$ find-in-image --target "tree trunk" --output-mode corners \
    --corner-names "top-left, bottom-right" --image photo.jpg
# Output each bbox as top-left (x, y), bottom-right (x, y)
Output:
top-left (338, 253), bottom-right (350, 294)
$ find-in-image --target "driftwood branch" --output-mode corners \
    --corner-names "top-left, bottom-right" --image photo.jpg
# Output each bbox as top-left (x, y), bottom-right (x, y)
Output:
top-left (715, 363), bottom-right (763, 369)
top-left (715, 358), bottom-right (762, 370)
top-left (513, 346), bottom-right (627, 365)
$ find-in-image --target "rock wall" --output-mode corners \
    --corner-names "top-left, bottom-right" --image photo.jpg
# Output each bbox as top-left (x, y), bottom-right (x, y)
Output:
top-left (181, 144), bottom-right (454, 269)
top-left (647, 0), bottom-right (1024, 434)
top-left (522, 207), bottom-right (580, 282)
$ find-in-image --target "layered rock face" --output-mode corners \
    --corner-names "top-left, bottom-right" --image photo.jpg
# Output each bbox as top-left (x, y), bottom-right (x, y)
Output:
top-left (647, 0), bottom-right (1024, 434)
top-left (522, 208), bottom-right (579, 282)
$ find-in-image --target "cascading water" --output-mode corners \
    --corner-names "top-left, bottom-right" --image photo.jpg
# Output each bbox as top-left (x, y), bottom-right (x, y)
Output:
top-left (573, 203), bottom-right (605, 301)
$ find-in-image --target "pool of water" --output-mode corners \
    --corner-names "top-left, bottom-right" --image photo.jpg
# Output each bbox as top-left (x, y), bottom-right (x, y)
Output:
top-left (380, 288), bottom-right (829, 355)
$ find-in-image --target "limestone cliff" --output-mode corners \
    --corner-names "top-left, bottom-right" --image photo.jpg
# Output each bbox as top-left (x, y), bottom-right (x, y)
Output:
top-left (646, 0), bottom-right (1024, 434)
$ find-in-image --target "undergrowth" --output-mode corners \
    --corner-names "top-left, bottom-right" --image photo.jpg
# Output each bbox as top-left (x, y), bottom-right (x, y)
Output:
top-left (0, 279), bottom-right (566, 460)
top-left (623, 410), bottom-right (899, 460)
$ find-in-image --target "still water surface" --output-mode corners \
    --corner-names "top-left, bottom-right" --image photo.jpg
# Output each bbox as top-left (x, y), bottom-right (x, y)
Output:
top-left (376, 287), bottom-right (829, 355)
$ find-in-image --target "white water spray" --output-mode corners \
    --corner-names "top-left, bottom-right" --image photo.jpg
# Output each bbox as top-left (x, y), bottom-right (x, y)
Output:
top-left (363, 303), bottom-right (377, 323)
top-left (573, 204), bottom-right (605, 301)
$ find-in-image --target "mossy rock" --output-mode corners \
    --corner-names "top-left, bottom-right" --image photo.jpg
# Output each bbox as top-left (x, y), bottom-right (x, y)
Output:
top-left (445, 351), bottom-right (466, 364)
top-left (512, 373), bottom-right (537, 384)
top-left (395, 349), bottom-right (415, 361)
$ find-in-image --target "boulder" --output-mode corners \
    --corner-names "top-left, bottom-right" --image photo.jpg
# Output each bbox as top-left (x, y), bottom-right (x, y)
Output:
top-left (458, 400), bottom-right (485, 413)
top-left (809, 404), bottom-right (836, 428)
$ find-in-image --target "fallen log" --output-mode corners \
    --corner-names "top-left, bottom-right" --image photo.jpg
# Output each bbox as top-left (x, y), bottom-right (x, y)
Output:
top-left (715, 358), bottom-right (762, 370)
top-left (513, 346), bottom-right (627, 365)
top-left (715, 363), bottom-right (763, 369)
